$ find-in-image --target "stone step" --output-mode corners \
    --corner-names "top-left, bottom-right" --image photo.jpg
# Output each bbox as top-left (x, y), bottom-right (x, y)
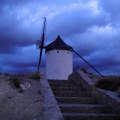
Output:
top-left (63, 113), bottom-right (120, 120)
top-left (48, 80), bottom-right (71, 83)
top-left (59, 104), bottom-right (112, 113)
top-left (55, 97), bottom-right (97, 104)
top-left (48, 80), bottom-right (119, 120)
top-left (53, 91), bottom-right (91, 97)
top-left (50, 86), bottom-right (84, 91)
top-left (48, 80), bottom-right (75, 83)
top-left (49, 83), bottom-right (77, 87)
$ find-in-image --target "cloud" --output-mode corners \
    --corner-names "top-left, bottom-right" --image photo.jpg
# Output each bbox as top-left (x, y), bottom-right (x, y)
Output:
top-left (0, 0), bottom-right (120, 75)
top-left (98, 0), bottom-right (120, 27)
top-left (46, 0), bottom-right (108, 40)
top-left (0, 45), bottom-right (38, 74)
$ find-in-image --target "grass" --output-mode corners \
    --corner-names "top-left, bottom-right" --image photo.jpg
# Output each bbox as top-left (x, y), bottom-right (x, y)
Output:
top-left (95, 76), bottom-right (120, 92)
top-left (29, 72), bottom-right (40, 80)
top-left (10, 77), bottom-right (23, 93)
top-left (10, 77), bottom-right (21, 89)
top-left (81, 68), bottom-right (88, 73)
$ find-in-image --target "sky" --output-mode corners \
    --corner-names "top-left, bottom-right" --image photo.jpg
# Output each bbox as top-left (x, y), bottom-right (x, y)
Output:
top-left (0, 0), bottom-right (120, 75)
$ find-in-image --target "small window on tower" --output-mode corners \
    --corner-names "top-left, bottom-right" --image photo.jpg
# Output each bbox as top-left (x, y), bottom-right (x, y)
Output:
top-left (57, 51), bottom-right (59, 53)
top-left (67, 52), bottom-right (69, 54)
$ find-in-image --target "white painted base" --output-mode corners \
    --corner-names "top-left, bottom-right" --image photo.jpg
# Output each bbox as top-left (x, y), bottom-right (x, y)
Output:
top-left (46, 50), bottom-right (73, 80)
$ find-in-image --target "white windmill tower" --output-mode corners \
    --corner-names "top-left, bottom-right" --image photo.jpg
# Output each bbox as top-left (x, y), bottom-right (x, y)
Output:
top-left (36, 17), bottom-right (102, 80)
top-left (45, 35), bottom-right (73, 80)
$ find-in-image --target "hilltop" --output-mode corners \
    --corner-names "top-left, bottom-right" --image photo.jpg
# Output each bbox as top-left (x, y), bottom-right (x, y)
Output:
top-left (0, 72), bottom-right (44, 120)
top-left (0, 70), bottom-right (120, 120)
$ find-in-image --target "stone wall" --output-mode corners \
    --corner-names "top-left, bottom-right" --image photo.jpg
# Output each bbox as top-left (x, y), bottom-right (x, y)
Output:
top-left (68, 70), bottom-right (120, 113)
top-left (39, 70), bottom-right (64, 120)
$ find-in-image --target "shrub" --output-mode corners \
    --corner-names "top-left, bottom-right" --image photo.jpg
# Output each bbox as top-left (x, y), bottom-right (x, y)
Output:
top-left (10, 77), bottom-right (21, 89)
top-left (95, 78), bottom-right (120, 91)
top-left (81, 67), bottom-right (88, 73)
top-left (29, 72), bottom-right (40, 80)
top-left (118, 93), bottom-right (120, 98)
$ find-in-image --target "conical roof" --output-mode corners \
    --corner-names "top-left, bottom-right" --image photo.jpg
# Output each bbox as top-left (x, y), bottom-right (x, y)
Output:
top-left (46, 35), bottom-right (73, 52)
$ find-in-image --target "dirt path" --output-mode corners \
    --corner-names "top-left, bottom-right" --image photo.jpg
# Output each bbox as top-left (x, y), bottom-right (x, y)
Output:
top-left (0, 73), bottom-right (44, 120)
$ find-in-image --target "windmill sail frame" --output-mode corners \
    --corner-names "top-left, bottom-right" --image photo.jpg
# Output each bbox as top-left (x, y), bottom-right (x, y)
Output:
top-left (37, 17), bottom-right (46, 71)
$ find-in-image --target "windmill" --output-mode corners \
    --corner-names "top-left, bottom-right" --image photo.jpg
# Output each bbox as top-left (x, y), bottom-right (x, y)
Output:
top-left (36, 17), bottom-right (102, 80)
top-left (36, 17), bottom-right (46, 71)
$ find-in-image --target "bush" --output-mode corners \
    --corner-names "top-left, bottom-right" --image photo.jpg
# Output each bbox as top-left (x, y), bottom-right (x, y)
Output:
top-left (81, 68), bottom-right (88, 73)
top-left (118, 93), bottom-right (120, 98)
top-left (10, 77), bottom-right (21, 89)
top-left (95, 78), bottom-right (120, 91)
top-left (29, 72), bottom-right (40, 80)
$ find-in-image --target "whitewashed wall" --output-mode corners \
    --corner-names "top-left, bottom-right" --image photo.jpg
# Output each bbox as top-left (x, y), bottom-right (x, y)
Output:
top-left (46, 50), bottom-right (73, 80)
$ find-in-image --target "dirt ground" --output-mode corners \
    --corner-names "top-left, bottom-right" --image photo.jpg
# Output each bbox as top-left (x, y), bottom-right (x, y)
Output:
top-left (0, 72), bottom-right (44, 120)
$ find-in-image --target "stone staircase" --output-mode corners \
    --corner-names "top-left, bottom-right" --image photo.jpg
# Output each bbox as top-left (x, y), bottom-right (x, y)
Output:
top-left (48, 80), bottom-right (120, 120)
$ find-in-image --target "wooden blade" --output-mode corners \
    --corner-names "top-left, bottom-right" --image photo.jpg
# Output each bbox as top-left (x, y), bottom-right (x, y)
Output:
top-left (38, 48), bottom-right (43, 71)
top-left (37, 17), bottom-right (46, 71)
top-left (41, 33), bottom-right (44, 48)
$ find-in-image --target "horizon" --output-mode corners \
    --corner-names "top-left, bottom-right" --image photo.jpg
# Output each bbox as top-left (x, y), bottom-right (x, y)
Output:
top-left (0, 0), bottom-right (120, 75)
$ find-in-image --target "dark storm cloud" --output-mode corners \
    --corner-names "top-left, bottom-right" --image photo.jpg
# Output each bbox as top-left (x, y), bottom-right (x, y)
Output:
top-left (98, 0), bottom-right (120, 27)
top-left (75, 46), bottom-right (120, 75)
top-left (46, 5), bottom-right (108, 42)
top-left (0, 0), bottom-right (120, 75)
top-left (0, 9), bottom-right (40, 53)
top-left (0, 47), bottom-right (39, 74)
top-left (0, 0), bottom-right (48, 74)
top-left (73, 53), bottom-right (120, 75)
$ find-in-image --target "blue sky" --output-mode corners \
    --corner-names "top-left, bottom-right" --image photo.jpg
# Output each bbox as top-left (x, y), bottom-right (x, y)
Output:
top-left (0, 0), bottom-right (120, 75)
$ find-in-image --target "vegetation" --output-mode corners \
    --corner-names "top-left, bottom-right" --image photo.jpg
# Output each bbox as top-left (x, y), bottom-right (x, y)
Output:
top-left (95, 77), bottom-right (120, 92)
top-left (81, 67), bottom-right (88, 73)
top-left (118, 93), bottom-right (120, 98)
top-left (81, 67), bottom-right (93, 75)
top-left (29, 72), bottom-right (40, 80)
top-left (10, 77), bottom-right (23, 93)
top-left (10, 77), bottom-right (21, 89)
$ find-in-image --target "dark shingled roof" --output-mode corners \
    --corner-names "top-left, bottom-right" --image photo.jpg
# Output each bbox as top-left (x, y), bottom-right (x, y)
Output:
top-left (46, 35), bottom-right (73, 52)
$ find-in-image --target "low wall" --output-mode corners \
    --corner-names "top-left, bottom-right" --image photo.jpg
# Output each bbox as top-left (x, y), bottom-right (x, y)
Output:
top-left (39, 71), bottom-right (64, 120)
top-left (68, 70), bottom-right (120, 113)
